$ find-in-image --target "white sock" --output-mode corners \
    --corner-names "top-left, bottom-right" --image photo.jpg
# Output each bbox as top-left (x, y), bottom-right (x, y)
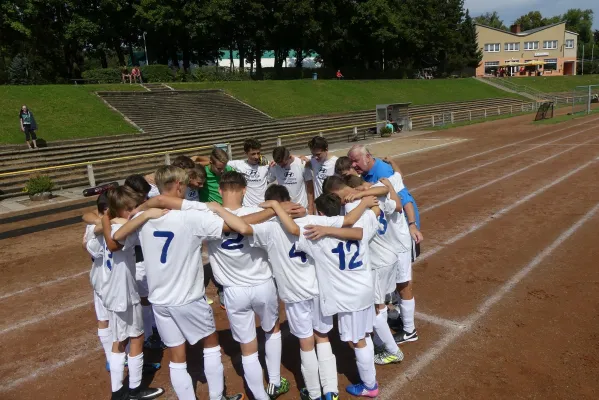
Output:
top-left (373, 309), bottom-right (399, 354)
top-left (98, 327), bottom-right (113, 364)
top-left (170, 362), bottom-right (196, 400)
top-left (242, 352), bottom-right (269, 400)
top-left (372, 331), bottom-right (384, 348)
top-left (142, 306), bottom-right (154, 340)
top-left (399, 298), bottom-right (416, 333)
top-left (264, 331), bottom-right (282, 386)
top-left (110, 351), bottom-right (126, 392)
top-left (354, 346), bottom-right (376, 389)
top-left (204, 346), bottom-right (225, 400)
top-left (128, 352), bottom-right (143, 390)
top-left (316, 342), bottom-right (338, 395)
top-left (365, 336), bottom-right (374, 353)
top-left (300, 349), bottom-right (321, 399)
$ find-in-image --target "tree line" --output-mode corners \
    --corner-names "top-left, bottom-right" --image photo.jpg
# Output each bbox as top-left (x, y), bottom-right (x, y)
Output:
top-left (1, 0), bottom-right (483, 83)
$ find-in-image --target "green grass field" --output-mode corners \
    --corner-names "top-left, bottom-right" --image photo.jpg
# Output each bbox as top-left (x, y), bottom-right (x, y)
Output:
top-left (0, 84), bottom-right (143, 145)
top-left (1, 79), bottom-right (521, 144)
top-left (517, 75), bottom-right (599, 93)
top-left (171, 79), bottom-right (522, 118)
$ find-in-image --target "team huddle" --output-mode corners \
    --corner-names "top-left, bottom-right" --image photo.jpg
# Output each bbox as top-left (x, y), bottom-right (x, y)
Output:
top-left (83, 136), bottom-right (423, 400)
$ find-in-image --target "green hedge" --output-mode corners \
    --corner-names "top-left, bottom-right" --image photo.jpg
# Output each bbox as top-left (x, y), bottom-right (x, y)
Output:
top-left (82, 68), bottom-right (121, 83)
top-left (140, 65), bottom-right (174, 82)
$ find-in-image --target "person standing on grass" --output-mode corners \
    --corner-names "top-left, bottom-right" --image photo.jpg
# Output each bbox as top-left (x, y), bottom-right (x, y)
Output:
top-left (19, 105), bottom-right (38, 150)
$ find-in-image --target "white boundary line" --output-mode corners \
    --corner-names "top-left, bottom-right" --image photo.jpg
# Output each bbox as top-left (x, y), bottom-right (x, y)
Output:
top-left (415, 312), bottom-right (465, 330)
top-left (0, 270), bottom-right (88, 301)
top-left (404, 117), bottom-right (599, 178)
top-left (411, 125), bottom-right (598, 192)
top-left (380, 201), bottom-right (599, 399)
top-left (0, 300), bottom-right (89, 336)
top-left (420, 135), bottom-right (599, 214)
top-left (416, 156), bottom-right (599, 264)
top-left (387, 140), bottom-right (467, 158)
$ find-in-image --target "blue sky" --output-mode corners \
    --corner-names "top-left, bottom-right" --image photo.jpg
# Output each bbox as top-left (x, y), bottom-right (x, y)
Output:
top-left (465, 0), bottom-right (598, 29)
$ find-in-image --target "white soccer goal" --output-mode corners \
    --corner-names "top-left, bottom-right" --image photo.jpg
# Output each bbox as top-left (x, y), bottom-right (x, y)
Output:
top-left (572, 85), bottom-right (599, 115)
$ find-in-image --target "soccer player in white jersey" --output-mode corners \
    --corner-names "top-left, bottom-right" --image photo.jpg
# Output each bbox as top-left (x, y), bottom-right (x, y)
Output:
top-left (268, 191), bottom-right (380, 398)
top-left (324, 175), bottom-right (407, 365)
top-left (201, 171), bottom-right (289, 400)
top-left (269, 146), bottom-right (313, 208)
top-left (304, 136), bottom-right (338, 214)
top-left (246, 185), bottom-right (377, 400)
top-left (225, 138), bottom-right (275, 207)
top-left (83, 192), bottom-right (113, 372)
top-left (113, 166), bottom-right (245, 400)
top-left (101, 186), bottom-right (164, 400)
top-left (341, 166), bottom-right (423, 345)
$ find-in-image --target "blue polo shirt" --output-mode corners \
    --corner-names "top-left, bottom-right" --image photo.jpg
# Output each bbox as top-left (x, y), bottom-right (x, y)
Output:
top-left (399, 188), bottom-right (421, 229)
top-left (363, 158), bottom-right (394, 183)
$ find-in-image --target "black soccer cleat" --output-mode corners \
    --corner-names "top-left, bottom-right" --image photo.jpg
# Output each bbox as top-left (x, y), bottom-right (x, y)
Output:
top-left (129, 386), bottom-right (165, 400)
top-left (394, 329), bottom-right (419, 344)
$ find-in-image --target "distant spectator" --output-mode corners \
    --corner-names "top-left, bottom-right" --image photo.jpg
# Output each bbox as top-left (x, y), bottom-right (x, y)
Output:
top-left (121, 66), bottom-right (131, 84)
top-left (336, 69), bottom-right (344, 80)
top-left (131, 66), bottom-right (142, 84)
top-left (19, 105), bottom-right (38, 150)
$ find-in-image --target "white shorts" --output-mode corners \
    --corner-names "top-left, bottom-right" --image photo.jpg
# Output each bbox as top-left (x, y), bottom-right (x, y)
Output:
top-left (135, 262), bottom-right (149, 298)
top-left (93, 291), bottom-right (109, 322)
top-left (338, 305), bottom-right (375, 344)
top-left (152, 298), bottom-right (216, 347)
top-left (109, 303), bottom-right (144, 342)
top-left (285, 297), bottom-right (333, 339)
top-left (224, 279), bottom-right (279, 344)
top-left (396, 251), bottom-right (412, 284)
top-left (372, 265), bottom-right (397, 304)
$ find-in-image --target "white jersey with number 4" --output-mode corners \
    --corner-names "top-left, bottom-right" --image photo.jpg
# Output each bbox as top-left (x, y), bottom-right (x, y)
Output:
top-left (207, 206), bottom-right (273, 287)
top-left (248, 217), bottom-right (321, 303)
top-left (268, 157), bottom-right (312, 208)
top-left (135, 209), bottom-right (224, 306)
top-left (295, 213), bottom-right (377, 316)
top-left (102, 224), bottom-right (140, 312)
top-left (227, 160), bottom-right (274, 207)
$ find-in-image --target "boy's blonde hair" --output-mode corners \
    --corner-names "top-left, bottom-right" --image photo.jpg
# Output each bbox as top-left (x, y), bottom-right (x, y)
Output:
top-left (210, 148), bottom-right (229, 164)
top-left (155, 165), bottom-right (189, 193)
top-left (107, 186), bottom-right (144, 218)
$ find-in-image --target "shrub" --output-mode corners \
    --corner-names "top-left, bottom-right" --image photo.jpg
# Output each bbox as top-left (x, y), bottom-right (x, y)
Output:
top-left (379, 126), bottom-right (393, 137)
top-left (82, 68), bottom-right (121, 83)
top-left (8, 54), bottom-right (39, 85)
top-left (23, 175), bottom-right (55, 194)
top-left (192, 67), bottom-right (250, 82)
top-left (140, 65), bottom-right (174, 82)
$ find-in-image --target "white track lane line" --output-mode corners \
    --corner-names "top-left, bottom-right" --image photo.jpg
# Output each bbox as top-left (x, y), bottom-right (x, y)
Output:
top-left (404, 117), bottom-right (599, 178)
top-left (416, 156), bottom-right (599, 264)
top-left (410, 124), bottom-right (598, 192)
top-left (420, 135), bottom-right (599, 214)
top-left (0, 270), bottom-right (88, 301)
top-left (415, 312), bottom-right (465, 329)
top-left (0, 300), bottom-right (89, 336)
top-left (380, 201), bottom-right (599, 399)
top-left (387, 140), bottom-right (467, 158)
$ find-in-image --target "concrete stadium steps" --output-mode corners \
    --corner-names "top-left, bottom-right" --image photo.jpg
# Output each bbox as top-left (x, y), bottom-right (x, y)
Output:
top-left (0, 97), bottom-right (527, 199)
top-left (99, 90), bottom-right (272, 134)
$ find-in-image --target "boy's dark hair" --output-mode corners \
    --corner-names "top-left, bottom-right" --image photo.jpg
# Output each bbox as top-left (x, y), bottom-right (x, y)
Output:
top-left (188, 165), bottom-right (207, 182)
top-left (343, 174), bottom-right (365, 189)
top-left (97, 192), bottom-right (109, 215)
top-left (210, 147), bottom-right (229, 164)
top-left (219, 170), bottom-right (247, 191)
top-left (124, 174), bottom-right (151, 197)
top-left (244, 138), bottom-right (262, 153)
top-left (107, 186), bottom-right (144, 218)
top-left (265, 184), bottom-right (291, 202)
top-left (315, 193), bottom-right (342, 217)
top-left (335, 156), bottom-right (353, 175)
top-left (172, 155), bottom-right (196, 170)
top-left (322, 175), bottom-right (347, 194)
top-left (272, 146), bottom-right (290, 164)
top-left (308, 136), bottom-right (328, 151)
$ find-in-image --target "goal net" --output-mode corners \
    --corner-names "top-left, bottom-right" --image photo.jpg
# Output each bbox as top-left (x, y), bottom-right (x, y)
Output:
top-left (572, 85), bottom-right (599, 115)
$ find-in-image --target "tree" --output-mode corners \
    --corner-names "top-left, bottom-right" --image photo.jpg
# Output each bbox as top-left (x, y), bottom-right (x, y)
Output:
top-left (460, 10), bottom-right (483, 69)
top-left (513, 11), bottom-right (547, 31)
top-left (561, 8), bottom-right (594, 44)
top-left (473, 11), bottom-right (507, 30)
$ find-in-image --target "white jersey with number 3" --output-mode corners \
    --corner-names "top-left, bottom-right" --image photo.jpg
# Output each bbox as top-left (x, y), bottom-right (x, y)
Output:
top-left (295, 212), bottom-right (377, 316)
top-left (207, 206), bottom-right (273, 287)
top-left (135, 210), bottom-right (224, 306)
top-left (374, 173), bottom-right (411, 253)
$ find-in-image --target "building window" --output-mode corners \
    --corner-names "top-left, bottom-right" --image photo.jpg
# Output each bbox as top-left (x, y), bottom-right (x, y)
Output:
top-left (565, 39), bottom-right (575, 49)
top-left (543, 40), bottom-right (558, 50)
top-left (484, 43), bottom-right (501, 52)
top-left (524, 41), bottom-right (539, 50)
top-left (484, 61), bottom-right (500, 75)
top-left (544, 58), bottom-right (558, 71)
top-left (504, 43), bottom-right (520, 52)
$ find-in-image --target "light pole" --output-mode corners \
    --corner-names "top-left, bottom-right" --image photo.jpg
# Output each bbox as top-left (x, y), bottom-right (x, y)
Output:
top-left (143, 32), bottom-right (149, 66)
